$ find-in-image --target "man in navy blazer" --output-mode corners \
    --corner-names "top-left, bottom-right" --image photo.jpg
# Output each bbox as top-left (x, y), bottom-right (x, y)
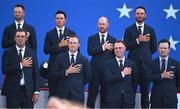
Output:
top-left (103, 40), bottom-right (139, 108)
top-left (1, 29), bottom-right (40, 108)
top-left (123, 6), bottom-right (157, 108)
top-left (50, 35), bottom-right (90, 103)
top-left (1, 4), bottom-right (37, 51)
top-left (147, 39), bottom-right (180, 108)
top-left (87, 16), bottom-right (116, 108)
top-left (44, 10), bottom-right (76, 97)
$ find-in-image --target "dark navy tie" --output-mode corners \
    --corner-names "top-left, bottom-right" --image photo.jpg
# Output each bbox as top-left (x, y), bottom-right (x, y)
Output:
top-left (138, 26), bottom-right (142, 34)
top-left (161, 59), bottom-right (166, 72)
top-left (71, 54), bottom-right (75, 65)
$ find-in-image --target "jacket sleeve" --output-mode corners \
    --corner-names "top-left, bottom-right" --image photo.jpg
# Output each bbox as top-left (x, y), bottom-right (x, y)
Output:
top-left (123, 28), bottom-right (140, 51)
top-left (87, 36), bottom-right (104, 56)
top-left (2, 50), bottom-right (22, 75)
top-left (103, 62), bottom-right (124, 83)
top-left (1, 27), bottom-right (15, 49)
top-left (44, 32), bottom-right (60, 55)
top-left (29, 26), bottom-right (37, 51)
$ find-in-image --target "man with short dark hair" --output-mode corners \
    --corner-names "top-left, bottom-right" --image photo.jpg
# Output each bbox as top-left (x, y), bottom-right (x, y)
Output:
top-left (103, 40), bottom-right (139, 108)
top-left (123, 6), bottom-right (157, 108)
top-left (44, 10), bottom-right (76, 97)
top-left (51, 35), bottom-right (90, 103)
top-left (1, 4), bottom-right (37, 51)
top-left (147, 39), bottom-right (180, 108)
top-left (1, 29), bottom-right (40, 108)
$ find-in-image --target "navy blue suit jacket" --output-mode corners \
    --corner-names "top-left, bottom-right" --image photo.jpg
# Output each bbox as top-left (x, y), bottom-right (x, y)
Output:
top-left (88, 33), bottom-right (116, 72)
top-left (147, 57), bottom-right (180, 105)
top-left (103, 58), bottom-right (139, 104)
top-left (124, 23), bottom-right (157, 72)
top-left (51, 52), bottom-right (90, 102)
top-left (1, 23), bottom-right (37, 51)
top-left (1, 46), bottom-right (40, 98)
top-left (44, 27), bottom-right (75, 69)
top-left (44, 27), bottom-right (75, 96)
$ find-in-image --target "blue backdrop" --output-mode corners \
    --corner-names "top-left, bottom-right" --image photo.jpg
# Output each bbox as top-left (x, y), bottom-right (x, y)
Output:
top-left (0, 0), bottom-right (180, 87)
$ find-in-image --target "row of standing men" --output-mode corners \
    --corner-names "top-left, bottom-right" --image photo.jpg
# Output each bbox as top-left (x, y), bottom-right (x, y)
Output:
top-left (1, 4), bottom-right (180, 108)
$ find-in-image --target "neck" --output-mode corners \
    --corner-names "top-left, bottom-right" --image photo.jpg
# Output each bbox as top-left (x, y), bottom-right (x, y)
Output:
top-left (70, 50), bottom-right (77, 54)
top-left (160, 55), bottom-right (168, 59)
top-left (17, 45), bottom-right (25, 49)
top-left (117, 55), bottom-right (124, 60)
top-left (137, 21), bottom-right (144, 25)
top-left (16, 19), bottom-right (23, 23)
top-left (57, 26), bottom-right (64, 29)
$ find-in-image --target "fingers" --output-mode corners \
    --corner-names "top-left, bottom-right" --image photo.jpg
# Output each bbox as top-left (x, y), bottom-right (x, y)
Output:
top-left (32, 94), bottom-right (39, 104)
top-left (163, 71), bottom-right (174, 79)
top-left (123, 67), bottom-right (132, 75)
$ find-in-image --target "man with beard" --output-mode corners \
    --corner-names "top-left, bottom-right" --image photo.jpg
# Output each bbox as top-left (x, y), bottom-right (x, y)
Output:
top-left (87, 16), bottom-right (116, 108)
top-left (123, 6), bottom-right (157, 108)
top-left (44, 10), bottom-right (76, 97)
top-left (1, 4), bottom-right (37, 51)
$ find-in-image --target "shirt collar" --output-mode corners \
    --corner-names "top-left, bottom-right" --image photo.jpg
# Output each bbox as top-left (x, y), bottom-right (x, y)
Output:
top-left (15, 20), bottom-right (24, 27)
top-left (16, 45), bottom-right (25, 52)
top-left (159, 56), bottom-right (169, 62)
top-left (99, 32), bottom-right (108, 37)
top-left (69, 51), bottom-right (78, 57)
top-left (136, 22), bottom-right (144, 28)
top-left (115, 56), bottom-right (125, 63)
top-left (56, 26), bottom-right (65, 32)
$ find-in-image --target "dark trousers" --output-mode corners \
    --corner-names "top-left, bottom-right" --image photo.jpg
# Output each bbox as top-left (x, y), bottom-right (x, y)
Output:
top-left (6, 86), bottom-right (33, 108)
top-left (104, 94), bottom-right (134, 108)
top-left (87, 70), bottom-right (106, 108)
top-left (151, 102), bottom-right (177, 109)
top-left (139, 72), bottom-right (150, 108)
top-left (66, 91), bottom-right (84, 104)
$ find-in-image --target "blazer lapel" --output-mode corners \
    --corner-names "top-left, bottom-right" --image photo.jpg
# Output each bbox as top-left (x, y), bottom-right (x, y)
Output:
top-left (14, 46), bottom-right (20, 61)
top-left (95, 33), bottom-right (101, 45)
top-left (75, 52), bottom-right (81, 65)
top-left (156, 58), bottom-right (161, 74)
top-left (113, 58), bottom-right (121, 72)
top-left (133, 24), bottom-right (140, 38)
top-left (65, 53), bottom-right (71, 66)
top-left (167, 57), bottom-right (173, 71)
top-left (24, 47), bottom-right (29, 58)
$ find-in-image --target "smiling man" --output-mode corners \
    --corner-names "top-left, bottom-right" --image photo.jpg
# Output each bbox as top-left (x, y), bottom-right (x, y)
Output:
top-left (50, 35), bottom-right (90, 104)
top-left (103, 40), bottom-right (138, 108)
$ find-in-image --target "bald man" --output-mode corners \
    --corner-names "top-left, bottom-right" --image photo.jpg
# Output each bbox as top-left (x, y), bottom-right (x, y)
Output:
top-left (87, 16), bottom-right (116, 108)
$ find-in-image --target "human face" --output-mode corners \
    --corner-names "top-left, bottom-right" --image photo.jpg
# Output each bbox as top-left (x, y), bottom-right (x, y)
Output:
top-left (98, 17), bottom-right (109, 34)
top-left (55, 14), bottom-right (66, 28)
top-left (68, 37), bottom-right (80, 53)
top-left (159, 43), bottom-right (170, 58)
top-left (114, 42), bottom-right (126, 59)
top-left (14, 31), bottom-right (27, 48)
top-left (14, 7), bottom-right (24, 21)
top-left (135, 8), bottom-right (146, 24)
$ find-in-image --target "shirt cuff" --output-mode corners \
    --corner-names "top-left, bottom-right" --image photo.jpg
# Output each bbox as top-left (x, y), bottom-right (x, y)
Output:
top-left (121, 71), bottom-right (125, 77)
top-left (161, 73), bottom-right (163, 79)
top-left (34, 91), bottom-right (40, 94)
top-left (136, 38), bottom-right (140, 44)
top-left (102, 45), bottom-right (105, 51)
top-left (65, 71), bottom-right (68, 76)
top-left (20, 63), bottom-right (23, 69)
